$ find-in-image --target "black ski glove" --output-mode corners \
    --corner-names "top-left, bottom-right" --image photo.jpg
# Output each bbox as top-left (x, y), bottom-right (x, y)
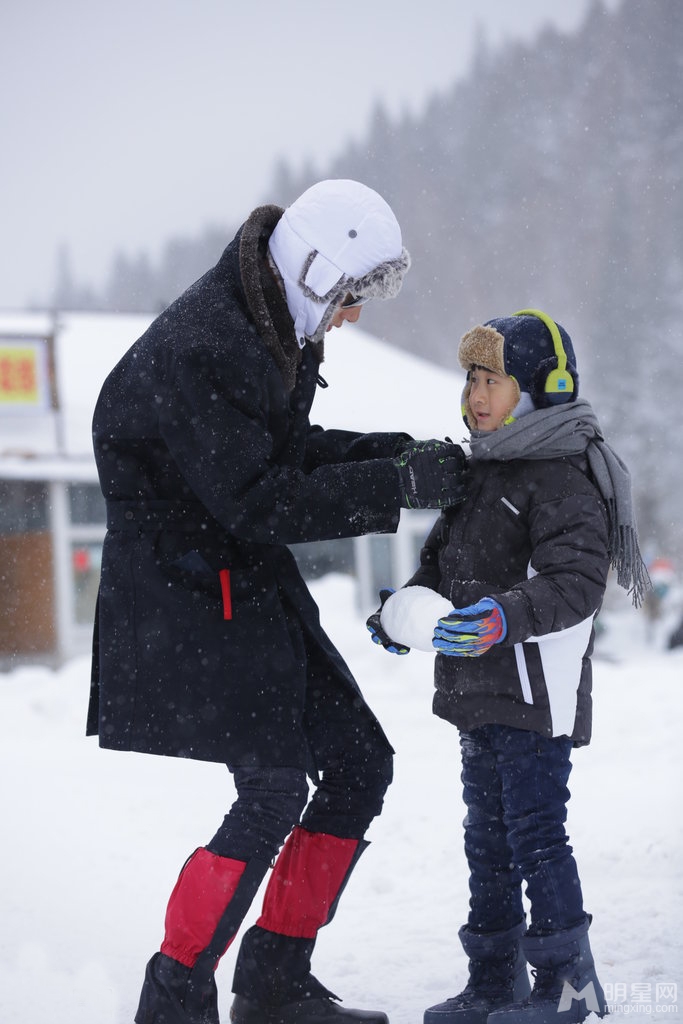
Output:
top-left (366, 589), bottom-right (410, 655)
top-left (394, 440), bottom-right (468, 510)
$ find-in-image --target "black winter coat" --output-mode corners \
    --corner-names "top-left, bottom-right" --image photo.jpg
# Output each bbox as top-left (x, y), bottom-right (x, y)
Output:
top-left (87, 205), bottom-right (409, 764)
top-left (407, 454), bottom-right (610, 744)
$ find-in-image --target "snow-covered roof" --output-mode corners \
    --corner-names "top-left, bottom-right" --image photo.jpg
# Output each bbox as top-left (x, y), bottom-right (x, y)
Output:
top-left (0, 311), bottom-right (153, 478)
top-left (0, 310), bottom-right (464, 480)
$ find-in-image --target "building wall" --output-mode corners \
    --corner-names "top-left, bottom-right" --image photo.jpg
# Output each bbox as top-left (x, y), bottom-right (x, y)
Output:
top-left (0, 480), bottom-right (55, 656)
top-left (0, 531), bottom-right (55, 655)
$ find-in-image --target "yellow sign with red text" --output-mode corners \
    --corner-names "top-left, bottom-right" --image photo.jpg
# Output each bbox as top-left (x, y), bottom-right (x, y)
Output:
top-left (0, 339), bottom-right (51, 412)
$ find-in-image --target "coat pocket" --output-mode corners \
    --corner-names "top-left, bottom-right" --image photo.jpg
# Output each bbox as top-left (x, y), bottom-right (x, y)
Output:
top-left (165, 550), bottom-right (220, 593)
top-left (164, 550), bottom-right (232, 617)
top-left (165, 552), bottom-right (231, 618)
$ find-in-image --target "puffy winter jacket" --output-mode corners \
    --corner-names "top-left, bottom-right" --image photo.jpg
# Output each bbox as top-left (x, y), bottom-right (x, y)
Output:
top-left (406, 454), bottom-right (610, 744)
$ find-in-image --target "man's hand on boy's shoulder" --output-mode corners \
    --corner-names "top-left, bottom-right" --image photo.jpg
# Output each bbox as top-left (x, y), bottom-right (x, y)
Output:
top-left (394, 439), bottom-right (469, 510)
top-left (433, 597), bottom-right (507, 657)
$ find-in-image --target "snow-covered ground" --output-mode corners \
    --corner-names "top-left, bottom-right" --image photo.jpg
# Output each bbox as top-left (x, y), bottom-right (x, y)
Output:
top-left (1, 574), bottom-right (681, 1023)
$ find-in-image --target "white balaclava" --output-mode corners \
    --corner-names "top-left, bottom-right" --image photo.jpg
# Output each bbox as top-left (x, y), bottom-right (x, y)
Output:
top-left (268, 179), bottom-right (410, 346)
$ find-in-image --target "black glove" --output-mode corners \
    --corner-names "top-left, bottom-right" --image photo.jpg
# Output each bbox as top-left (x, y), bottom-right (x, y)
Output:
top-left (394, 440), bottom-right (468, 510)
top-left (366, 589), bottom-right (410, 655)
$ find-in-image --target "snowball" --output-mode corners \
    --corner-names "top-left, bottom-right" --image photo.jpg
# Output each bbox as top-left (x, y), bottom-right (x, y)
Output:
top-left (380, 586), bottom-right (453, 652)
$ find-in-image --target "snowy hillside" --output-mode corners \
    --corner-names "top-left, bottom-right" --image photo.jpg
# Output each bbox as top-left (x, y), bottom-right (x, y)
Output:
top-left (0, 574), bottom-right (681, 1023)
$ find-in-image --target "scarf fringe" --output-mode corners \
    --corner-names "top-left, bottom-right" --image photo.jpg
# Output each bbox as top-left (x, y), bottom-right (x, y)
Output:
top-left (611, 522), bottom-right (652, 609)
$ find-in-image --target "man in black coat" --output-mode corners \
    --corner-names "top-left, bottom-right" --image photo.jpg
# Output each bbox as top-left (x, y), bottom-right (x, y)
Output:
top-left (88, 179), bottom-right (466, 1024)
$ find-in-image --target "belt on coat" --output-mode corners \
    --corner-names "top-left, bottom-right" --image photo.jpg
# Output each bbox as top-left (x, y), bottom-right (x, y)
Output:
top-left (105, 500), bottom-right (221, 533)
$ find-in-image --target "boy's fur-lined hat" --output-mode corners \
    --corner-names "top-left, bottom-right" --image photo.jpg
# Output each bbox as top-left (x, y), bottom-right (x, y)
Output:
top-left (459, 312), bottom-right (579, 426)
top-left (268, 179), bottom-right (410, 346)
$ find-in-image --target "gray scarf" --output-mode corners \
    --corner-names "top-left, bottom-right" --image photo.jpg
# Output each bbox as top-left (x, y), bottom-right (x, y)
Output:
top-left (468, 398), bottom-right (650, 606)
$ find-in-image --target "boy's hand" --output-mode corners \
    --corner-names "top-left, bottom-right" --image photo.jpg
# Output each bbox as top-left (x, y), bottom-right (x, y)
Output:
top-left (433, 598), bottom-right (507, 657)
top-left (366, 589), bottom-right (411, 655)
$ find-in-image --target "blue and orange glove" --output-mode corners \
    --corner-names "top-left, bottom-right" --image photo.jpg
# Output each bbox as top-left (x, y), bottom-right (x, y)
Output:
top-left (366, 589), bottom-right (411, 655)
top-left (432, 597), bottom-right (507, 657)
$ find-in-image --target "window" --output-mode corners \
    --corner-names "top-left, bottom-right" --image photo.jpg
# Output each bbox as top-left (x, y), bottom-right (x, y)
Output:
top-left (67, 484), bottom-right (106, 626)
top-left (0, 480), bottom-right (49, 532)
top-left (68, 483), bottom-right (105, 525)
top-left (70, 541), bottom-right (102, 624)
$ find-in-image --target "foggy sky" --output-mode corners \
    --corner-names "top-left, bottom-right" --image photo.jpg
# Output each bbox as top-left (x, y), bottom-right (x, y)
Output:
top-left (1, 0), bottom-right (619, 309)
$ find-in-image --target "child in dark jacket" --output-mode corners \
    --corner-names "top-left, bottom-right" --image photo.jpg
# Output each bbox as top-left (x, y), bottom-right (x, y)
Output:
top-left (367, 310), bottom-right (649, 1024)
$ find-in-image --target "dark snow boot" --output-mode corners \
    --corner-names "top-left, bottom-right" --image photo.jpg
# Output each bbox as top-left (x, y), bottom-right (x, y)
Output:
top-left (230, 993), bottom-right (389, 1024)
top-left (232, 931), bottom-right (389, 1024)
top-left (135, 951), bottom-right (219, 1024)
top-left (231, 829), bottom-right (385, 1024)
top-left (487, 916), bottom-right (607, 1023)
top-left (423, 922), bottom-right (531, 1024)
top-left (136, 851), bottom-right (270, 1023)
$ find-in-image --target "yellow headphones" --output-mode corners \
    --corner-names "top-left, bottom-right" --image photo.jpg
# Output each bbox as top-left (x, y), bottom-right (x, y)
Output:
top-left (513, 308), bottom-right (575, 400)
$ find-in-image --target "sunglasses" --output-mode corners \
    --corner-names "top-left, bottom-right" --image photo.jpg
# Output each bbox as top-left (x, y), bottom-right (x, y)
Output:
top-left (341, 293), bottom-right (369, 308)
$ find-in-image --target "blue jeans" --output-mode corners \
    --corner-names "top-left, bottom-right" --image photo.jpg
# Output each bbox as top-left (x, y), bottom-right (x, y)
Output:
top-left (459, 724), bottom-right (585, 935)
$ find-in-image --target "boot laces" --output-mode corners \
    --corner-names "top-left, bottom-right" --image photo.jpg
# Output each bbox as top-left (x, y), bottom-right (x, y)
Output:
top-left (465, 956), bottom-right (516, 1000)
top-left (529, 967), bottom-right (564, 1003)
